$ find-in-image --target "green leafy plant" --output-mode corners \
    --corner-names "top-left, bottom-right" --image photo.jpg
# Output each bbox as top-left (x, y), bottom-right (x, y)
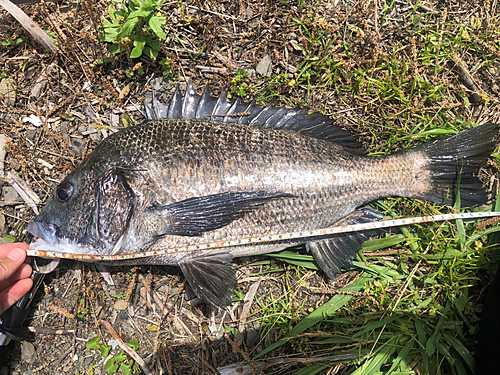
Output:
top-left (1, 35), bottom-right (24, 46)
top-left (86, 336), bottom-right (140, 375)
top-left (229, 69), bottom-right (254, 98)
top-left (2, 235), bottom-right (16, 243)
top-left (101, 0), bottom-right (167, 60)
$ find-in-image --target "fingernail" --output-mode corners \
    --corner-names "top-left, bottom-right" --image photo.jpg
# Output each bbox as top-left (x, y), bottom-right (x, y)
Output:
top-left (6, 248), bottom-right (24, 262)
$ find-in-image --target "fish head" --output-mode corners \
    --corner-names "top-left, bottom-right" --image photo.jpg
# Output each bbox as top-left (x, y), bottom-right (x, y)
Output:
top-left (28, 143), bottom-right (139, 256)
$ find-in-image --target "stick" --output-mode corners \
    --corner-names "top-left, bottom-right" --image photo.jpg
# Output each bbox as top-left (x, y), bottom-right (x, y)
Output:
top-left (0, 0), bottom-right (56, 53)
top-left (101, 320), bottom-right (152, 375)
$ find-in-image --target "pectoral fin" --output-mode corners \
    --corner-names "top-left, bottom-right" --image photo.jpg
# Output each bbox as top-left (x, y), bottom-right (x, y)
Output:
top-left (179, 253), bottom-right (237, 307)
top-left (307, 208), bottom-right (384, 280)
top-left (156, 190), bottom-right (294, 236)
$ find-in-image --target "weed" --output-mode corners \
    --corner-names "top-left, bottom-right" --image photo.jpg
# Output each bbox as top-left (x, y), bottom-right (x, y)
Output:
top-left (228, 69), bottom-right (254, 98)
top-left (100, 0), bottom-right (166, 60)
top-left (1, 35), bottom-right (23, 46)
top-left (86, 336), bottom-right (140, 375)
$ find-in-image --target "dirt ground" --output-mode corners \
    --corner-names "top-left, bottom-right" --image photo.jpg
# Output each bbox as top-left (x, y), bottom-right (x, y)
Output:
top-left (1, 0), bottom-right (500, 374)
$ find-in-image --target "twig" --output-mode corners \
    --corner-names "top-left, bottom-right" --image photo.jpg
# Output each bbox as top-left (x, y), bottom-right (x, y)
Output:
top-left (28, 326), bottom-right (76, 336)
top-left (101, 320), bottom-right (152, 375)
top-left (6, 170), bottom-right (40, 214)
top-left (0, 134), bottom-right (8, 179)
top-left (0, 0), bottom-right (57, 53)
top-left (238, 280), bottom-right (260, 333)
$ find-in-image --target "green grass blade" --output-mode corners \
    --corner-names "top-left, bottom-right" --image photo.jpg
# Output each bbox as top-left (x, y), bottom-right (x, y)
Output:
top-left (253, 273), bottom-right (372, 359)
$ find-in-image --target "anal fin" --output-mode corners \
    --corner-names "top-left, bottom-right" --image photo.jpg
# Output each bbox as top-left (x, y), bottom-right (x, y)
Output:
top-left (179, 253), bottom-right (237, 308)
top-left (307, 207), bottom-right (384, 280)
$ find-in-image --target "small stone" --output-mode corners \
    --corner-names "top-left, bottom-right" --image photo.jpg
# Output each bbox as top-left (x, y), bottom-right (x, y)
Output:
top-left (256, 55), bottom-right (272, 77)
top-left (113, 299), bottom-right (128, 311)
top-left (245, 67), bottom-right (256, 79)
top-left (245, 330), bottom-right (259, 349)
top-left (25, 128), bottom-right (37, 143)
top-left (21, 342), bottom-right (37, 364)
top-left (60, 122), bottom-right (70, 143)
top-left (69, 138), bottom-right (86, 156)
top-left (78, 125), bottom-right (87, 133)
top-left (108, 339), bottom-right (120, 350)
top-left (157, 284), bottom-right (168, 293)
top-left (0, 113), bottom-right (14, 124)
top-left (89, 132), bottom-right (101, 143)
top-left (152, 78), bottom-right (175, 93)
top-left (2, 186), bottom-right (19, 204)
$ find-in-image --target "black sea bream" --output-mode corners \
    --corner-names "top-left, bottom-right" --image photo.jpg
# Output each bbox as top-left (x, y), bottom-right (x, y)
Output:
top-left (27, 81), bottom-right (498, 306)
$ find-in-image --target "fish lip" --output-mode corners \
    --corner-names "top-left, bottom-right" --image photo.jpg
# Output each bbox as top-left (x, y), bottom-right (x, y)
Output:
top-left (27, 220), bottom-right (108, 256)
top-left (27, 221), bottom-right (56, 243)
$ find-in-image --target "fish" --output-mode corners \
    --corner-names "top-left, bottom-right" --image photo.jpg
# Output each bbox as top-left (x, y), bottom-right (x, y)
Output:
top-left (27, 81), bottom-right (498, 307)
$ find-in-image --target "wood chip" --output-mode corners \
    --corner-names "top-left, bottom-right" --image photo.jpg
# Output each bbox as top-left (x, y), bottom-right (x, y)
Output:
top-left (238, 280), bottom-right (261, 333)
top-left (95, 263), bottom-right (115, 286)
top-left (6, 170), bottom-right (40, 214)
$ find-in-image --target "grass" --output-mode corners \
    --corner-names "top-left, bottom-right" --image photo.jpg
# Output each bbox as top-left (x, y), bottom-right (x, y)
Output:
top-left (233, 2), bottom-right (500, 374)
top-left (2, 0), bottom-right (500, 374)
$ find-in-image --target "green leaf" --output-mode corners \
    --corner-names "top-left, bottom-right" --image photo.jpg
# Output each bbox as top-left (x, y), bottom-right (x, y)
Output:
top-left (121, 361), bottom-right (133, 375)
top-left (128, 9), bottom-right (151, 18)
top-left (442, 332), bottom-right (475, 370)
top-left (149, 16), bottom-right (166, 39)
top-left (86, 336), bottom-right (101, 350)
top-left (362, 234), bottom-right (406, 251)
top-left (126, 340), bottom-right (140, 351)
top-left (145, 47), bottom-right (159, 61)
top-left (101, 344), bottom-right (112, 357)
top-left (147, 39), bottom-right (162, 51)
top-left (104, 358), bottom-right (119, 374)
top-left (116, 18), bottom-right (139, 40)
top-left (130, 42), bottom-right (145, 58)
top-left (3, 235), bottom-right (16, 244)
top-left (108, 4), bottom-right (116, 20)
top-left (109, 43), bottom-right (122, 54)
top-left (115, 350), bottom-right (127, 363)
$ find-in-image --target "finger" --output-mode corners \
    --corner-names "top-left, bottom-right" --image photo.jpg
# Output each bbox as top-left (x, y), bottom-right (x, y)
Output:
top-left (0, 263), bottom-right (32, 290)
top-left (0, 243), bottom-right (29, 257)
top-left (0, 278), bottom-right (33, 315)
top-left (0, 247), bottom-right (27, 284)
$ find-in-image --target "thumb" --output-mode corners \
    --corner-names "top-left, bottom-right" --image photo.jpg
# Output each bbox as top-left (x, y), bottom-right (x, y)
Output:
top-left (0, 247), bottom-right (27, 283)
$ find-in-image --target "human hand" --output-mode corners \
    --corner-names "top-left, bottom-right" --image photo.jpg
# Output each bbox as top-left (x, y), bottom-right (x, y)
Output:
top-left (0, 243), bottom-right (33, 315)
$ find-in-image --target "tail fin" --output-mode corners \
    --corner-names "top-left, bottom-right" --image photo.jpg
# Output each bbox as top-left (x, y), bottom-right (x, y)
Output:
top-left (417, 123), bottom-right (498, 207)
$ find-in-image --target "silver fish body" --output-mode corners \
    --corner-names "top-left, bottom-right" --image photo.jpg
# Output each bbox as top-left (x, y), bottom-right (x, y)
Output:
top-left (27, 83), bottom-right (498, 306)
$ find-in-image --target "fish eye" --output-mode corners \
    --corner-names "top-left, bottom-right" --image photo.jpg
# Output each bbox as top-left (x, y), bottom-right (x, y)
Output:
top-left (55, 182), bottom-right (73, 202)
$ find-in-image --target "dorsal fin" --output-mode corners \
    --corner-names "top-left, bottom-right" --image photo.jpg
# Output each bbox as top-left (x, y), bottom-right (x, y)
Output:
top-left (143, 80), bottom-right (363, 151)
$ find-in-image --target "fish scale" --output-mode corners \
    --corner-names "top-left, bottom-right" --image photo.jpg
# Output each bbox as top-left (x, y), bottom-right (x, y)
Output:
top-left (27, 82), bottom-right (499, 307)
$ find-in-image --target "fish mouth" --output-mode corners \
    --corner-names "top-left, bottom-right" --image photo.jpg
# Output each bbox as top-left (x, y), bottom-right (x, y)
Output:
top-left (27, 221), bottom-right (56, 243)
top-left (27, 220), bottom-right (95, 255)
